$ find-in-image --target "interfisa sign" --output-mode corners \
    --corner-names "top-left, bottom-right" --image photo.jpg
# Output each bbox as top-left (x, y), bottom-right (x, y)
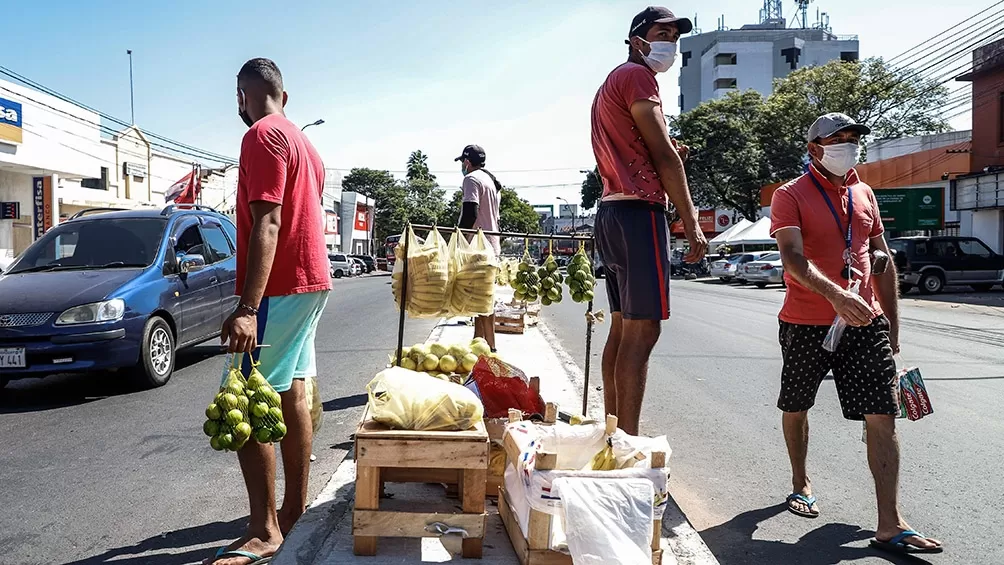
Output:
top-left (0, 96), bottom-right (23, 145)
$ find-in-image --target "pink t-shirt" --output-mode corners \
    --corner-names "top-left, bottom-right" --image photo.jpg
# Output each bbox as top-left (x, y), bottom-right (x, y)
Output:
top-left (461, 169), bottom-right (501, 256)
top-left (770, 166), bottom-right (885, 325)
top-left (236, 113), bottom-right (332, 297)
top-left (591, 62), bottom-right (665, 206)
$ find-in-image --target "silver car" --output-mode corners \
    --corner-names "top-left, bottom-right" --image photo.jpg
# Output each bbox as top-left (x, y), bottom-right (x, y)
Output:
top-left (710, 254), bottom-right (744, 282)
top-left (742, 252), bottom-right (785, 288)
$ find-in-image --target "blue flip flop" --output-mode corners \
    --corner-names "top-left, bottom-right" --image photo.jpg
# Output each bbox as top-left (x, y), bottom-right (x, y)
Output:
top-left (785, 492), bottom-right (819, 518)
top-left (211, 545), bottom-right (273, 564)
top-left (870, 530), bottom-right (944, 554)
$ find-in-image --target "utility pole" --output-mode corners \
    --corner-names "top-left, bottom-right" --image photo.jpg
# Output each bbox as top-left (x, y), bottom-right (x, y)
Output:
top-left (126, 50), bottom-right (135, 125)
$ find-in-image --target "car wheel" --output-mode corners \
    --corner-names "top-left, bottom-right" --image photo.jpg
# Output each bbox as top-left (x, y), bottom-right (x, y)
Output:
top-left (134, 316), bottom-right (175, 388)
top-left (918, 272), bottom-right (945, 295)
top-left (971, 284), bottom-right (993, 293)
top-left (334, 269), bottom-right (343, 279)
top-left (755, 282), bottom-right (767, 289)
top-left (723, 277), bottom-right (733, 283)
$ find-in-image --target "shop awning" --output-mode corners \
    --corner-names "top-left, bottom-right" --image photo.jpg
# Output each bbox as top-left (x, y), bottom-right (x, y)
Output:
top-left (708, 219), bottom-right (752, 248)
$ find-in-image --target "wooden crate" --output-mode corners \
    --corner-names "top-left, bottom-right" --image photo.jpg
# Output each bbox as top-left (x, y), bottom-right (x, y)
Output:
top-left (498, 413), bottom-right (666, 565)
top-left (494, 312), bottom-right (526, 334)
top-left (352, 406), bottom-right (489, 558)
top-left (483, 385), bottom-right (556, 500)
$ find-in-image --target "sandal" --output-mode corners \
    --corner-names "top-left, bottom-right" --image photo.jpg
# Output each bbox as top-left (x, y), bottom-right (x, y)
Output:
top-left (209, 546), bottom-right (273, 565)
top-left (870, 530), bottom-right (943, 555)
top-left (785, 492), bottom-right (819, 519)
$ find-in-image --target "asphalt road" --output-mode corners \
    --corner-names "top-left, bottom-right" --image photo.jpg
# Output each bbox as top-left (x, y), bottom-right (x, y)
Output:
top-left (541, 278), bottom-right (1004, 565)
top-left (0, 273), bottom-right (435, 565)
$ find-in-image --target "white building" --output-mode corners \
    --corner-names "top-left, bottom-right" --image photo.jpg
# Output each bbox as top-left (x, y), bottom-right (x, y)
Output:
top-left (678, 23), bottom-right (859, 112)
top-left (0, 78), bottom-right (230, 262)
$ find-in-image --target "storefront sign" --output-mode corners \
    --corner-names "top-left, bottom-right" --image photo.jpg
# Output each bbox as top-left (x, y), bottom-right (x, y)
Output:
top-left (354, 204), bottom-right (369, 232)
top-left (0, 96), bottom-right (23, 145)
top-left (874, 188), bottom-right (944, 231)
top-left (32, 177), bottom-right (53, 238)
top-left (325, 211), bottom-right (339, 235)
top-left (671, 209), bottom-right (718, 235)
top-left (0, 201), bottom-right (20, 220)
top-left (123, 162), bottom-right (148, 179)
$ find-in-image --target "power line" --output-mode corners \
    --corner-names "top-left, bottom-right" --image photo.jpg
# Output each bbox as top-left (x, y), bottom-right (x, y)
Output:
top-left (888, 2), bottom-right (1004, 68)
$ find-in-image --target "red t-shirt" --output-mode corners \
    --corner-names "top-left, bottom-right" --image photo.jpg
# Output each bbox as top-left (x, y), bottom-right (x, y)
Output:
top-left (591, 63), bottom-right (666, 206)
top-left (770, 165), bottom-right (885, 325)
top-left (236, 113), bottom-right (331, 298)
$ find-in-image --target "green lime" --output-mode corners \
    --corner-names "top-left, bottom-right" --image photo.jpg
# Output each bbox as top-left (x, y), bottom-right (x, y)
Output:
top-left (203, 420), bottom-right (220, 437)
top-left (271, 422), bottom-right (288, 441)
top-left (219, 393), bottom-right (239, 411)
top-left (210, 435), bottom-right (224, 451)
top-left (234, 422), bottom-right (252, 440)
top-left (255, 428), bottom-right (273, 443)
top-left (541, 296), bottom-right (552, 306)
top-left (225, 408), bottom-right (244, 427)
top-left (205, 403), bottom-right (222, 420)
top-left (252, 402), bottom-right (269, 419)
top-left (268, 406), bottom-right (284, 422)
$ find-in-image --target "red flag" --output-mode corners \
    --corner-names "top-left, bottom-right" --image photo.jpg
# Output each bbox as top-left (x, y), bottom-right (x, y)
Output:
top-left (165, 168), bottom-right (201, 204)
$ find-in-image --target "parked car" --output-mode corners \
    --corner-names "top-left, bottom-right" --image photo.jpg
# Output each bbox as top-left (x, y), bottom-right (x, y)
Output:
top-left (889, 236), bottom-right (1004, 295)
top-left (350, 257), bottom-right (364, 276)
top-left (710, 254), bottom-right (744, 282)
top-left (742, 252), bottom-right (785, 288)
top-left (0, 205), bottom-right (239, 389)
top-left (734, 252), bottom-right (775, 284)
top-left (329, 253), bottom-right (353, 278)
top-left (351, 254), bottom-right (377, 273)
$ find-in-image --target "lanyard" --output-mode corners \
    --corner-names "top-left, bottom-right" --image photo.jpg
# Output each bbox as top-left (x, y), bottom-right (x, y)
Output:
top-left (809, 172), bottom-right (852, 252)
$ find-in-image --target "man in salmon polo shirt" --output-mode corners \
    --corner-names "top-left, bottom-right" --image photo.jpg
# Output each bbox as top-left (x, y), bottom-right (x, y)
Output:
top-left (770, 112), bottom-right (942, 555)
top-left (591, 6), bottom-right (707, 436)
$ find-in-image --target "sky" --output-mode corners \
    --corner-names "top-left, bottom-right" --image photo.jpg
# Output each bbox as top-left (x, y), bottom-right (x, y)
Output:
top-left (4, 0), bottom-right (985, 212)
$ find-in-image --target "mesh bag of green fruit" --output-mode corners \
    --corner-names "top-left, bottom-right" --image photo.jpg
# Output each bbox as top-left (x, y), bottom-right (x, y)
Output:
top-left (566, 244), bottom-right (597, 303)
top-left (243, 361), bottom-right (288, 444)
top-left (510, 243), bottom-right (541, 303)
top-left (537, 242), bottom-right (564, 306)
top-left (203, 354), bottom-right (254, 452)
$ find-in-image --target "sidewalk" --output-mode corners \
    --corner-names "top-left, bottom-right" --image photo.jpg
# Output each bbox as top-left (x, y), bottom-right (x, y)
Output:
top-left (273, 292), bottom-right (719, 565)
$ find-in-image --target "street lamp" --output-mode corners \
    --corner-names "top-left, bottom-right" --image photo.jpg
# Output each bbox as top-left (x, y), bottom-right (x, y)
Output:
top-left (302, 119), bottom-right (325, 131)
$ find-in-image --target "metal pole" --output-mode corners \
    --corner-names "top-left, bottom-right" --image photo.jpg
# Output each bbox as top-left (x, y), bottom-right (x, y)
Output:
top-left (127, 50), bottom-right (135, 125)
top-left (582, 237), bottom-right (597, 416)
top-left (395, 224), bottom-right (410, 366)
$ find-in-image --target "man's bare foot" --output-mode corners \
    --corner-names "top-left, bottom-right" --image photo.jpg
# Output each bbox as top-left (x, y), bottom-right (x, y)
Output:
top-left (786, 480), bottom-right (820, 517)
top-left (204, 532), bottom-right (282, 565)
top-left (874, 525), bottom-right (943, 552)
top-left (278, 505), bottom-right (305, 537)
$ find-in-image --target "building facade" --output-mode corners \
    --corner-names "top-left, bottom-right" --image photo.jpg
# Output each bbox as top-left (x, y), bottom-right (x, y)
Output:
top-left (679, 23), bottom-right (858, 112)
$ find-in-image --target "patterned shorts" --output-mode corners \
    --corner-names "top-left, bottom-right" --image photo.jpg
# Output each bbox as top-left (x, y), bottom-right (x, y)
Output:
top-left (778, 315), bottom-right (899, 421)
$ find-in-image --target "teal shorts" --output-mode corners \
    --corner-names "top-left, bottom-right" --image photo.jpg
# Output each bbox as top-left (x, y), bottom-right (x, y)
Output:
top-left (223, 291), bottom-right (329, 393)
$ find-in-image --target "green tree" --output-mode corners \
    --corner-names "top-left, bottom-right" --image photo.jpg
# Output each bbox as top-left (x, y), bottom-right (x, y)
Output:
top-left (499, 188), bottom-right (540, 234)
top-left (406, 150), bottom-right (437, 183)
top-left (580, 166), bottom-right (602, 211)
top-left (443, 190), bottom-right (463, 227)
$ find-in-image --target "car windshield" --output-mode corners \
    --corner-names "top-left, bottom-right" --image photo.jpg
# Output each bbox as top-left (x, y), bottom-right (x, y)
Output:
top-left (727, 254), bottom-right (743, 262)
top-left (7, 217), bottom-right (167, 274)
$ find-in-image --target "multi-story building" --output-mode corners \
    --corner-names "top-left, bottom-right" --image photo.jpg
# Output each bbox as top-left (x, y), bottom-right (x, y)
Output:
top-left (678, 21), bottom-right (859, 112)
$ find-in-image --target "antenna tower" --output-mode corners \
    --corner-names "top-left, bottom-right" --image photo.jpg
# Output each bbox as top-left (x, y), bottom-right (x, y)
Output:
top-left (792, 0), bottom-right (812, 28)
top-left (759, 0), bottom-right (784, 24)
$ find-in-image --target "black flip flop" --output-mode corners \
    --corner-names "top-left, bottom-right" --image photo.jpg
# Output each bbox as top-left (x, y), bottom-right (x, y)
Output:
top-left (870, 529), bottom-right (944, 554)
top-left (786, 492), bottom-right (819, 519)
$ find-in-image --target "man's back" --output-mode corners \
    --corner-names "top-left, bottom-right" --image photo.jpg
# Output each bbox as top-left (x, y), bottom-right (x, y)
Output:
top-left (236, 113), bottom-right (330, 297)
top-left (463, 169), bottom-right (501, 255)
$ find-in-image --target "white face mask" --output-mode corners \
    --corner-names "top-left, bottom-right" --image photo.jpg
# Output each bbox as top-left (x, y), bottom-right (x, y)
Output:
top-left (638, 39), bottom-right (678, 73)
top-left (819, 143), bottom-right (859, 177)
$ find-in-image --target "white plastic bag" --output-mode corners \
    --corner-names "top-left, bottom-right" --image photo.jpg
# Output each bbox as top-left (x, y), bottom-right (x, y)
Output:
top-left (822, 278), bottom-right (861, 353)
top-left (366, 366), bottom-right (484, 431)
top-left (551, 477), bottom-right (654, 565)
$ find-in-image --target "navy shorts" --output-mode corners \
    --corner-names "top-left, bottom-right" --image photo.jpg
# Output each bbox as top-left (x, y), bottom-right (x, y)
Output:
top-left (594, 200), bottom-right (671, 320)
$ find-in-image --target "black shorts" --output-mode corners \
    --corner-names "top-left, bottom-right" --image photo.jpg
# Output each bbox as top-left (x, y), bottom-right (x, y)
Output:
top-left (594, 200), bottom-right (671, 320)
top-left (778, 315), bottom-right (899, 420)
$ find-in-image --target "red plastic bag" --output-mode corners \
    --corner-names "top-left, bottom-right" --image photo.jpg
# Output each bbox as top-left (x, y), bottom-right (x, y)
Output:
top-left (468, 356), bottom-right (545, 418)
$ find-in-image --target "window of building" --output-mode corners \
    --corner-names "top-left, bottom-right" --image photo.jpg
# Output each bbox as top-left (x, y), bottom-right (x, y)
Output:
top-left (781, 47), bottom-right (801, 70)
top-left (681, 51), bottom-right (692, 68)
top-left (714, 53), bottom-right (737, 66)
top-left (200, 223), bottom-right (234, 263)
top-left (714, 78), bottom-right (737, 90)
top-left (679, 94), bottom-right (684, 109)
top-left (840, 51), bottom-right (859, 62)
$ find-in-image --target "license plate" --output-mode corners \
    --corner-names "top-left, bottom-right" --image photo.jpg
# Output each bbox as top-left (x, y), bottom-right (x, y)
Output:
top-left (0, 347), bottom-right (26, 368)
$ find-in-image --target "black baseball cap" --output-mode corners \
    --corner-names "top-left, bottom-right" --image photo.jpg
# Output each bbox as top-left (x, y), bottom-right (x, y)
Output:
top-left (629, 6), bottom-right (693, 38)
top-left (455, 144), bottom-right (486, 165)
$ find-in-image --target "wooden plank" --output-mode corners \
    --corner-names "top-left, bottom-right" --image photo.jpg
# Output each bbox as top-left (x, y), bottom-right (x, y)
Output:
top-left (534, 451), bottom-right (557, 471)
top-left (498, 486), bottom-right (531, 565)
top-left (605, 414), bottom-right (618, 435)
top-left (352, 509), bottom-right (486, 538)
top-left (356, 438), bottom-right (487, 469)
top-left (462, 468), bottom-right (487, 557)
top-left (543, 402), bottom-right (557, 424)
top-left (652, 519), bottom-right (662, 551)
top-left (503, 432), bottom-right (525, 471)
top-left (380, 467), bottom-right (459, 485)
top-left (527, 508), bottom-right (551, 550)
top-left (486, 474), bottom-right (503, 498)
top-left (651, 451), bottom-right (666, 469)
top-left (356, 418), bottom-right (488, 442)
top-left (352, 465), bottom-right (381, 556)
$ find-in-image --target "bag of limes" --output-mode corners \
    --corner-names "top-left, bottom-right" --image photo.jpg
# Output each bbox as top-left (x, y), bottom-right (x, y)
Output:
top-left (244, 361), bottom-right (288, 444)
top-left (203, 354), bottom-right (253, 452)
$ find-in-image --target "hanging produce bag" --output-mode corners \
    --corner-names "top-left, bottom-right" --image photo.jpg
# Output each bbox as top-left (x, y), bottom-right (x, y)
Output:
top-left (366, 366), bottom-right (484, 431)
top-left (391, 225), bottom-right (450, 318)
top-left (305, 376), bottom-right (323, 433)
top-left (202, 354), bottom-right (253, 452)
top-left (447, 228), bottom-right (498, 317)
top-left (244, 360), bottom-right (288, 444)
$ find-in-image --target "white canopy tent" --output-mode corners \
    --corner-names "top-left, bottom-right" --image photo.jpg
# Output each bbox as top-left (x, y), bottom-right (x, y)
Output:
top-left (728, 216), bottom-right (775, 246)
top-left (708, 219), bottom-right (752, 250)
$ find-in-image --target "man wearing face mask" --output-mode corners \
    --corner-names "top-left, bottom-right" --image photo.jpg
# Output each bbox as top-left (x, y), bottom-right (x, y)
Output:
top-left (769, 113), bottom-right (942, 555)
top-left (590, 6), bottom-right (707, 436)
top-left (456, 144), bottom-right (502, 351)
top-left (210, 58), bottom-right (330, 565)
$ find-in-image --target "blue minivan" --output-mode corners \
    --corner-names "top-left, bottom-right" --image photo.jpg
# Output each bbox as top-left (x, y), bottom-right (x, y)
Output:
top-left (0, 205), bottom-right (238, 389)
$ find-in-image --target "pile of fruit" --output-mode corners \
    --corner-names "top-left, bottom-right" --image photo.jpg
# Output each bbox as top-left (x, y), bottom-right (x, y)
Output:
top-left (537, 254), bottom-right (564, 306)
top-left (390, 337), bottom-right (496, 381)
top-left (448, 230), bottom-right (498, 316)
top-left (202, 362), bottom-right (287, 451)
top-left (510, 254), bottom-right (541, 303)
top-left (566, 248), bottom-right (597, 303)
top-left (392, 228), bottom-right (450, 317)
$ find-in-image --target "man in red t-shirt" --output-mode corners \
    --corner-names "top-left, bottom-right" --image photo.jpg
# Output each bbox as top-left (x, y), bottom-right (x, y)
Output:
top-left (590, 6), bottom-right (707, 435)
top-left (211, 58), bottom-right (331, 565)
top-left (770, 113), bottom-right (941, 555)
